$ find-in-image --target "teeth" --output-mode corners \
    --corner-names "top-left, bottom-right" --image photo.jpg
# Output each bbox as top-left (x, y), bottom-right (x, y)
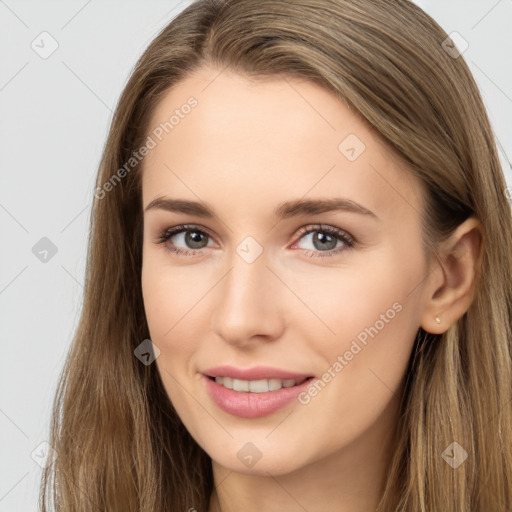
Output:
top-left (268, 378), bottom-right (282, 391)
top-left (249, 379), bottom-right (268, 393)
top-left (232, 378), bottom-right (249, 392)
top-left (214, 376), bottom-right (307, 392)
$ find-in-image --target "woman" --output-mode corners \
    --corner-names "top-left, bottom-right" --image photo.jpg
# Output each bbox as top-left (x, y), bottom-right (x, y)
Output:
top-left (40, 0), bottom-right (512, 510)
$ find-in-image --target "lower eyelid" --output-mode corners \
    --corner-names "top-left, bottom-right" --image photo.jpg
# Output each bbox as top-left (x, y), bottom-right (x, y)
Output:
top-left (167, 246), bottom-right (203, 256)
top-left (298, 243), bottom-right (350, 259)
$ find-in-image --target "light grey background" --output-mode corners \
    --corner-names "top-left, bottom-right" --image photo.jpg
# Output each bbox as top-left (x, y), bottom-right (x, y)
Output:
top-left (0, 1), bottom-right (510, 510)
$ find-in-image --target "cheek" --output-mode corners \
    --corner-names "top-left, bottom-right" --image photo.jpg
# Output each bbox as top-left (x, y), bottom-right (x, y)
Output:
top-left (142, 263), bottom-right (185, 384)
top-left (296, 249), bottom-right (424, 408)
top-left (141, 255), bottom-right (216, 383)
top-left (141, 261), bottom-right (202, 416)
top-left (142, 251), bottom-right (204, 342)
top-left (287, 249), bottom-right (421, 349)
top-left (141, 271), bottom-right (171, 343)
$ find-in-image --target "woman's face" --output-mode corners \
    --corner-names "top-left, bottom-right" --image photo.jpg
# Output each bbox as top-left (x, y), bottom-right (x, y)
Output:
top-left (141, 65), bottom-right (431, 475)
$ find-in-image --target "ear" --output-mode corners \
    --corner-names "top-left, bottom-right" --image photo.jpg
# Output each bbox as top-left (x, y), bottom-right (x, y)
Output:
top-left (420, 216), bottom-right (483, 334)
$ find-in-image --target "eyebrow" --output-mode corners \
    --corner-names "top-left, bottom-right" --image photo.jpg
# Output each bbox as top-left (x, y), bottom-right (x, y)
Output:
top-left (144, 197), bottom-right (379, 221)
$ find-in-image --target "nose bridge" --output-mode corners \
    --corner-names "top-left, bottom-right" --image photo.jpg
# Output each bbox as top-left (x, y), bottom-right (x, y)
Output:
top-left (211, 246), bottom-right (284, 344)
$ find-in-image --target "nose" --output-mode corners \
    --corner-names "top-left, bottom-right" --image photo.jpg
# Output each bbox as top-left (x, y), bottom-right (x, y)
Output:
top-left (211, 249), bottom-right (286, 348)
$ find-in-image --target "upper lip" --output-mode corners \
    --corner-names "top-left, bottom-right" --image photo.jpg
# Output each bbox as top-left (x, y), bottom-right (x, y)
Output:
top-left (203, 365), bottom-right (314, 381)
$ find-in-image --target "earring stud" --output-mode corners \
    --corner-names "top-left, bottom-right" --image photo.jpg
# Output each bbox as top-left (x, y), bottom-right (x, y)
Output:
top-left (435, 316), bottom-right (441, 324)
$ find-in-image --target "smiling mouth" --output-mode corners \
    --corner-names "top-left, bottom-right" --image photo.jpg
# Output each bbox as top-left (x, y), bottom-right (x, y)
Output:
top-left (208, 376), bottom-right (314, 393)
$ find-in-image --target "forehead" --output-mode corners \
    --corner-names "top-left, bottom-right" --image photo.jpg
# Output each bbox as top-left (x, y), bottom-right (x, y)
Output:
top-left (141, 66), bottom-right (423, 224)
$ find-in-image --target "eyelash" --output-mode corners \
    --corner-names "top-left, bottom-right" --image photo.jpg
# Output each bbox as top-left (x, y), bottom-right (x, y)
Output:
top-left (155, 223), bottom-right (356, 259)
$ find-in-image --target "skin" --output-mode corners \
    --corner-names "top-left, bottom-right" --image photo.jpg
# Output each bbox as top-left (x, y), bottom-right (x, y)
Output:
top-left (140, 65), bottom-right (482, 512)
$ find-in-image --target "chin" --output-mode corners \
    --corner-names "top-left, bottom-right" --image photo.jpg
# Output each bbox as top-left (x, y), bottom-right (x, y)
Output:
top-left (206, 440), bottom-right (314, 477)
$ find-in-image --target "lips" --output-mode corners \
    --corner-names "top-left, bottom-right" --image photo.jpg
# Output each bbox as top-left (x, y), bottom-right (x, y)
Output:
top-left (202, 365), bottom-right (315, 418)
top-left (203, 365), bottom-right (313, 381)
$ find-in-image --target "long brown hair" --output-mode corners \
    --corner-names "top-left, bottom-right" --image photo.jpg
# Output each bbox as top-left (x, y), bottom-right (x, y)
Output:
top-left (40, 1), bottom-right (512, 510)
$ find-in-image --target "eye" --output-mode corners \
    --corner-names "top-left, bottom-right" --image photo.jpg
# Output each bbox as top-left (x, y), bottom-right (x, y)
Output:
top-left (154, 223), bottom-right (355, 259)
top-left (292, 224), bottom-right (355, 258)
top-left (155, 224), bottom-right (215, 256)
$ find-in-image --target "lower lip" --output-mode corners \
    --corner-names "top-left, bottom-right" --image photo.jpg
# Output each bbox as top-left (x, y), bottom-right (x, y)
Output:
top-left (203, 375), bottom-right (314, 418)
